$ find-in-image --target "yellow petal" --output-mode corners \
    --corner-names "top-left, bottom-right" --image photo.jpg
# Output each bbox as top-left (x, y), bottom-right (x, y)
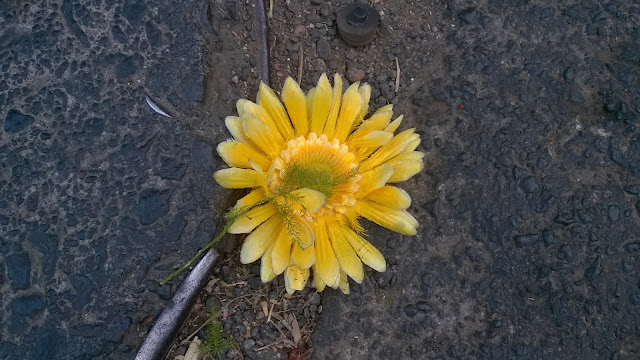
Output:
top-left (261, 237), bottom-right (277, 283)
top-left (403, 135), bottom-right (421, 152)
top-left (213, 168), bottom-right (264, 188)
top-left (375, 104), bottom-right (394, 114)
top-left (248, 158), bottom-right (267, 180)
top-left (237, 99), bottom-right (284, 142)
top-left (292, 216), bottom-right (315, 249)
top-left (400, 210), bottom-right (419, 229)
top-left (282, 77), bottom-right (309, 136)
top-left (356, 163), bottom-right (394, 197)
top-left (349, 110), bottom-right (395, 159)
top-left (313, 218), bottom-right (340, 286)
top-left (341, 225), bottom-right (386, 272)
top-left (322, 73), bottom-right (343, 138)
top-left (234, 188), bottom-right (266, 208)
top-left (387, 159), bottom-right (424, 182)
top-left (360, 128), bottom-right (416, 172)
top-left (346, 130), bottom-right (393, 149)
top-left (225, 116), bottom-right (254, 147)
top-left (357, 83), bottom-right (372, 122)
top-left (285, 265), bottom-right (310, 294)
top-left (289, 188), bottom-right (326, 214)
top-left (333, 83), bottom-right (363, 141)
top-left (291, 241), bottom-right (315, 269)
top-left (384, 115), bottom-right (403, 133)
top-left (243, 114), bottom-right (284, 158)
top-left (306, 87), bottom-right (316, 122)
top-left (327, 218), bottom-right (363, 283)
top-left (271, 228), bottom-right (292, 275)
top-left (356, 200), bottom-right (417, 235)
top-left (348, 109), bottom-right (393, 140)
top-left (366, 186), bottom-right (412, 209)
top-left (240, 215), bottom-right (283, 264)
top-left (310, 74), bottom-right (332, 134)
top-left (313, 264), bottom-right (326, 292)
top-left (338, 270), bottom-right (350, 294)
top-left (342, 207), bottom-right (364, 234)
top-left (328, 271), bottom-right (340, 288)
top-left (228, 203), bottom-right (278, 234)
top-left (217, 140), bottom-right (271, 170)
top-left (390, 150), bottom-right (425, 162)
top-left (258, 82), bottom-right (294, 140)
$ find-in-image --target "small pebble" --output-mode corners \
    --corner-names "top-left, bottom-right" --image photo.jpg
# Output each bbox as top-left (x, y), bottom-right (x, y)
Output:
top-left (569, 91), bottom-right (585, 103)
top-left (293, 24), bottom-right (306, 37)
top-left (404, 304), bottom-right (418, 317)
top-left (306, 14), bottom-right (321, 23)
top-left (242, 338), bottom-right (256, 350)
top-left (416, 301), bottom-right (432, 312)
top-left (316, 37), bottom-right (331, 61)
top-left (519, 176), bottom-right (539, 193)
top-left (608, 205), bottom-right (620, 222)
top-left (346, 67), bottom-right (365, 82)
top-left (564, 67), bottom-right (575, 82)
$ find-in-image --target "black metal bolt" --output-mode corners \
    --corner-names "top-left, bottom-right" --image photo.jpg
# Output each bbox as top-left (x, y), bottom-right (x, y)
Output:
top-left (347, 6), bottom-right (368, 26)
top-left (337, 3), bottom-right (379, 46)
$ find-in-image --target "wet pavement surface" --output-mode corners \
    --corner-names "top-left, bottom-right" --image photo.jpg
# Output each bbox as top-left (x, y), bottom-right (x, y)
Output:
top-left (2, 0), bottom-right (640, 359)
top-left (0, 0), bottom-right (243, 358)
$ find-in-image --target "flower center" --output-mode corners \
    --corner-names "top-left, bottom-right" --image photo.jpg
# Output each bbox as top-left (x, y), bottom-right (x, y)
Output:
top-left (269, 133), bottom-right (361, 216)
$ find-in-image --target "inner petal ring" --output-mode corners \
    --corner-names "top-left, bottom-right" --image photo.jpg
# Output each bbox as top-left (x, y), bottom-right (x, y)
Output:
top-left (268, 133), bottom-right (361, 216)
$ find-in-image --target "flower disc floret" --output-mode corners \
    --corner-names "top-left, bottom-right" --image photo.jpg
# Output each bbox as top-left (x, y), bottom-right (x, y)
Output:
top-left (270, 133), bottom-right (361, 216)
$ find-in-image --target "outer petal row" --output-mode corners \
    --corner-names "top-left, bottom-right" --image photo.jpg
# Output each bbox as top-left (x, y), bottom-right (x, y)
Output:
top-left (213, 168), bottom-right (264, 188)
top-left (356, 200), bottom-right (417, 235)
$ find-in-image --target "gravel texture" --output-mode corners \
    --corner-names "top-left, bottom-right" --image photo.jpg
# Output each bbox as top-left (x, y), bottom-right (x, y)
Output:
top-left (300, 0), bottom-right (640, 359)
top-left (166, 255), bottom-right (321, 359)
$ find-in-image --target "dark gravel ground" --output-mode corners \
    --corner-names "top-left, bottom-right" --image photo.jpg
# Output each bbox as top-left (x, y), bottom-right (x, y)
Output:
top-left (2, 0), bottom-right (640, 359)
top-left (305, 0), bottom-right (640, 359)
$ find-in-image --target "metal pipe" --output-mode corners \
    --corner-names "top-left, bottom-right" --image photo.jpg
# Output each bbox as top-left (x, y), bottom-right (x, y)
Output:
top-left (135, 250), bottom-right (219, 360)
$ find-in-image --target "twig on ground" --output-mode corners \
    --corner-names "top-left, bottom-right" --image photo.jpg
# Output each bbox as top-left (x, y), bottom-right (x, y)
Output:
top-left (300, 291), bottom-right (318, 308)
top-left (395, 57), bottom-right (401, 93)
top-left (269, 33), bottom-right (277, 56)
top-left (255, 341), bottom-right (279, 352)
top-left (267, 302), bottom-right (275, 323)
top-left (269, 318), bottom-right (295, 347)
top-left (297, 43), bottom-right (304, 84)
top-left (232, 343), bottom-right (245, 360)
top-left (179, 318), bottom-right (212, 347)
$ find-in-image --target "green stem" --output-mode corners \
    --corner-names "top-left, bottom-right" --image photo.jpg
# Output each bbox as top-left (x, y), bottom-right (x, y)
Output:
top-left (160, 199), bottom-right (269, 285)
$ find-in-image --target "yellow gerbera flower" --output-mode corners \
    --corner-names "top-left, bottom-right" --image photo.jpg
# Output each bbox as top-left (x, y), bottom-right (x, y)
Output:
top-left (213, 73), bottom-right (423, 294)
